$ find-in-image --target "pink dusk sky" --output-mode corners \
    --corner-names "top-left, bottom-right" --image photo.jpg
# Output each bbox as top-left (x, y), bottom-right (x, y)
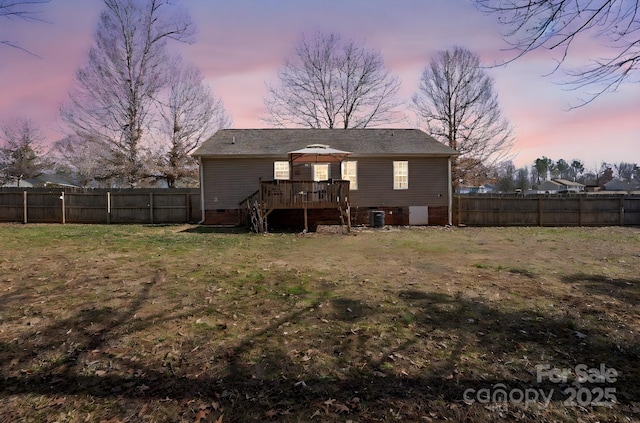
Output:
top-left (0, 0), bottom-right (637, 170)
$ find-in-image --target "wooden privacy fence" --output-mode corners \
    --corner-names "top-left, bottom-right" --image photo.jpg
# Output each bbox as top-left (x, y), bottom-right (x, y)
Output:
top-left (0, 188), bottom-right (201, 224)
top-left (454, 194), bottom-right (640, 226)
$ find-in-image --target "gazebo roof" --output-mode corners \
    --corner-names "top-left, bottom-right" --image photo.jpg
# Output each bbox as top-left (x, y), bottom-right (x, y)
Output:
top-left (287, 144), bottom-right (351, 163)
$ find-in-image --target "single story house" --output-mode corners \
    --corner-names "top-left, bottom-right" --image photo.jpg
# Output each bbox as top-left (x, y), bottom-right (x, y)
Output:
top-left (537, 178), bottom-right (585, 194)
top-left (1, 174), bottom-right (81, 189)
top-left (192, 129), bottom-right (458, 230)
top-left (603, 178), bottom-right (637, 192)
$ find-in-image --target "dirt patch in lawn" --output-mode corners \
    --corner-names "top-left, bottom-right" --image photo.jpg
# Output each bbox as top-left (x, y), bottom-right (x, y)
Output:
top-left (0, 224), bottom-right (639, 422)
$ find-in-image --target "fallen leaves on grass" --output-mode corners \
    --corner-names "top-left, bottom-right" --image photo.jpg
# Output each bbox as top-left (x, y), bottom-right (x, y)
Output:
top-left (313, 397), bottom-right (360, 416)
top-left (2, 225), bottom-right (639, 422)
top-left (194, 402), bottom-right (223, 423)
top-left (264, 409), bottom-right (278, 418)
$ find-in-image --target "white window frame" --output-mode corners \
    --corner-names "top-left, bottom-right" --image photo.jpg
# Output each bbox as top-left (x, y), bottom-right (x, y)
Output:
top-left (312, 163), bottom-right (330, 181)
top-left (341, 161), bottom-right (358, 190)
top-left (393, 161), bottom-right (408, 190)
top-left (274, 161), bottom-right (290, 180)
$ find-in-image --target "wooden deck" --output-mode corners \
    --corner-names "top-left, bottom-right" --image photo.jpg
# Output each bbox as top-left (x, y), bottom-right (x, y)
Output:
top-left (260, 180), bottom-right (350, 209)
top-left (240, 180), bottom-right (351, 232)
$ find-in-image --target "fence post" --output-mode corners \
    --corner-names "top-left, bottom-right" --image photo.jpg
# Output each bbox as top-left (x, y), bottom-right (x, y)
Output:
top-left (23, 190), bottom-right (27, 224)
top-left (620, 197), bottom-right (625, 226)
top-left (107, 192), bottom-right (111, 224)
top-left (60, 191), bottom-right (66, 224)
top-left (579, 196), bottom-right (583, 226)
top-left (149, 192), bottom-right (154, 224)
top-left (186, 192), bottom-right (191, 223)
top-left (538, 197), bottom-right (543, 226)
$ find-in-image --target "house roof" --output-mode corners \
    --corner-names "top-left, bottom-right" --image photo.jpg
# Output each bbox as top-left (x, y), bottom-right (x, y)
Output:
top-left (604, 178), bottom-right (634, 191)
top-left (192, 129), bottom-right (459, 158)
top-left (538, 180), bottom-right (563, 189)
top-left (1, 174), bottom-right (81, 188)
top-left (553, 178), bottom-right (585, 187)
top-left (538, 178), bottom-right (585, 189)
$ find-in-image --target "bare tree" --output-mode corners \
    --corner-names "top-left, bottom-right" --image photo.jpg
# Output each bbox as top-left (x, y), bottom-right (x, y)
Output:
top-left (554, 158), bottom-right (570, 179)
top-left (570, 159), bottom-right (585, 181)
top-left (0, 0), bottom-right (50, 55)
top-left (0, 117), bottom-right (51, 186)
top-left (264, 32), bottom-right (402, 128)
top-left (51, 134), bottom-right (114, 187)
top-left (149, 62), bottom-right (231, 188)
top-left (491, 160), bottom-right (532, 192)
top-left (413, 47), bottom-right (514, 187)
top-left (475, 0), bottom-right (640, 104)
top-left (598, 163), bottom-right (614, 186)
top-left (515, 166), bottom-right (531, 190)
top-left (495, 160), bottom-right (517, 192)
top-left (61, 0), bottom-right (194, 187)
top-left (0, 1), bottom-right (48, 19)
top-left (615, 162), bottom-right (639, 180)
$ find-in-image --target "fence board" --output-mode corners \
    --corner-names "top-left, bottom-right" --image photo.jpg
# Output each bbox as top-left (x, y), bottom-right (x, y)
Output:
top-left (65, 192), bottom-right (108, 223)
top-left (0, 192), bottom-right (26, 222)
top-left (4, 189), bottom-right (638, 227)
top-left (455, 194), bottom-right (640, 227)
top-left (26, 192), bottom-right (63, 223)
top-left (0, 188), bottom-right (200, 224)
top-left (624, 198), bottom-right (640, 225)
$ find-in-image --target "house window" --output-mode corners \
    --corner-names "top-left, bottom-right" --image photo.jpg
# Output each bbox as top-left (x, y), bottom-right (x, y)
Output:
top-left (393, 161), bottom-right (408, 190)
top-left (341, 161), bottom-right (358, 190)
top-left (313, 164), bottom-right (330, 181)
top-left (274, 161), bottom-right (290, 180)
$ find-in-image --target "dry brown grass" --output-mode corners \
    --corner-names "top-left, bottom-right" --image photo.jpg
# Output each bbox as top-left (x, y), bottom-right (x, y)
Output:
top-left (0, 224), bottom-right (638, 422)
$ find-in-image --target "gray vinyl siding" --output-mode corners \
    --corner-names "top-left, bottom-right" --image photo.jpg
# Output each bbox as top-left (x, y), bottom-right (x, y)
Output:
top-left (202, 156), bottom-right (450, 210)
top-left (203, 159), bottom-right (344, 209)
top-left (202, 158), bottom-right (276, 209)
top-left (347, 156), bottom-right (450, 208)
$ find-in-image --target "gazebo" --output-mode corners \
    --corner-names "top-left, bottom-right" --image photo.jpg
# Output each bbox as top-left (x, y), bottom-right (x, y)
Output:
top-left (286, 144), bottom-right (352, 232)
top-left (241, 144), bottom-right (352, 233)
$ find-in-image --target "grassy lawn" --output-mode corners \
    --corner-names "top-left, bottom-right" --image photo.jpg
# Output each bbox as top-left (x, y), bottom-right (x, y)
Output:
top-left (0, 224), bottom-right (638, 422)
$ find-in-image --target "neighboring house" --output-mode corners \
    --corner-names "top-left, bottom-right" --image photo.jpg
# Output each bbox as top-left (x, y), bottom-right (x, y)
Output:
top-left (192, 128), bottom-right (458, 229)
top-left (483, 183), bottom-right (497, 193)
top-left (456, 184), bottom-right (495, 195)
top-left (1, 174), bottom-right (80, 188)
top-left (1, 179), bottom-right (35, 188)
top-left (603, 178), bottom-right (635, 192)
top-left (537, 178), bottom-right (585, 194)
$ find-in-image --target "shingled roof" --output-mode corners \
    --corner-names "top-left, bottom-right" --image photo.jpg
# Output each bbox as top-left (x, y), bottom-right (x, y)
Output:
top-left (192, 129), bottom-right (458, 157)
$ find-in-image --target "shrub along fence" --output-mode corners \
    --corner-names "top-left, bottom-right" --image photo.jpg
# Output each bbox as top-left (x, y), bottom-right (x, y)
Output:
top-left (0, 188), bottom-right (201, 224)
top-left (454, 194), bottom-right (640, 226)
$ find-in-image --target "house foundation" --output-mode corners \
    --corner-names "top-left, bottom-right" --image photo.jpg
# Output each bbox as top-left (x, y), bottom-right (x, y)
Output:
top-left (202, 205), bottom-right (450, 228)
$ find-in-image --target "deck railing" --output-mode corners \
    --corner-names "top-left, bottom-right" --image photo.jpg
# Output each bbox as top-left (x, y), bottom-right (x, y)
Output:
top-left (260, 180), bottom-right (350, 209)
